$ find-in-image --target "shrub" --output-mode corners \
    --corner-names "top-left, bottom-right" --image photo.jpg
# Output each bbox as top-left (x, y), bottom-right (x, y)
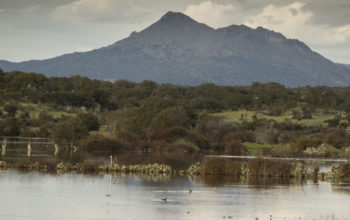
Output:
top-left (38, 159), bottom-right (60, 172)
top-left (51, 117), bottom-right (89, 144)
top-left (291, 137), bottom-right (321, 154)
top-left (166, 143), bottom-right (199, 154)
top-left (4, 104), bottom-right (18, 117)
top-left (78, 113), bottom-right (99, 131)
top-left (223, 142), bottom-right (248, 156)
top-left (78, 134), bottom-right (125, 152)
top-left (224, 130), bottom-right (255, 143)
top-left (150, 127), bottom-right (210, 150)
top-left (324, 128), bottom-right (350, 149)
top-left (255, 127), bottom-right (279, 144)
top-left (341, 162), bottom-right (350, 178)
top-left (0, 117), bottom-right (21, 136)
top-left (78, 161), bottom-right (101, 173)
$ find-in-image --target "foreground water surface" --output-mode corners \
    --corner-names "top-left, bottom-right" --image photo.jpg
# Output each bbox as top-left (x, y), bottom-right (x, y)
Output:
top-left (1, 169), bottom-right (350, 220)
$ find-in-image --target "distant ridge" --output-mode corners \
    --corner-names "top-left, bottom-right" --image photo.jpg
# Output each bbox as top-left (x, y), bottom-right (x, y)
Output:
top-left (1, 11), bottom-right (350, 87)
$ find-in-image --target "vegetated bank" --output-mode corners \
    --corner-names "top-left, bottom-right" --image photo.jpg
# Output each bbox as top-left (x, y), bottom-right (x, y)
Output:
top-left (1, 158), bottom-right (349, 182)
top-left (1, 69), bottom-right (350, 159)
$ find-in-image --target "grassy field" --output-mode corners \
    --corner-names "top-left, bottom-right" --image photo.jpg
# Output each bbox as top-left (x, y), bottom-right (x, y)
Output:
top-left (212, 110), bottom-right (337, 127)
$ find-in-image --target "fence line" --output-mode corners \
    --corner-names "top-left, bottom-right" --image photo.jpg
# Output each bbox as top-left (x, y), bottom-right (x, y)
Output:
top-left (0, 141), bottom-right (55, 145)
top-left (0, 136), bottom-right (52, 140)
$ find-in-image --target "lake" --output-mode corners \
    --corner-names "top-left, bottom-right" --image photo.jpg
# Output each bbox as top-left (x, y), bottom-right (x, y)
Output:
top-left (1, 143), bottom-right (350, 219)
top-left (1, 169), bottom-right (350, 220)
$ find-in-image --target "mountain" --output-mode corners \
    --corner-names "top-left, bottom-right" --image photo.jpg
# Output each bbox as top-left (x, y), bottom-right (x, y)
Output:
top-left (344, 64), bottom-right (350, 69)
top-left (1, 11), bottom-right (350, 87)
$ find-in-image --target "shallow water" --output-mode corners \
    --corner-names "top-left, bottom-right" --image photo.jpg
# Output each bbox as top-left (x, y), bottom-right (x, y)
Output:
top-left (0, 170), bottom-right (350, 220)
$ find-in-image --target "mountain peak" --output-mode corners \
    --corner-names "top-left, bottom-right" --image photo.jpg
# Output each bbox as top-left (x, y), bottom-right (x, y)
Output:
top-left (160, 11), bottom-right (194, 23)
top-left (133, 11), bottom-right (213, 44)
top-left (1, 12), bottom-right (350, 87)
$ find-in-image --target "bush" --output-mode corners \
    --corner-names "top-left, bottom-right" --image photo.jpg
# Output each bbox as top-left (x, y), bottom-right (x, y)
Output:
top-left (4, 104), bottom-right (18, 117)
top-left (341, 162), bottom-right (350, 178)
top-left (223, 142), bottom-right (248, 155)
top-left (291, 137), bottom-right (321, 154)
top-left (78, 113), bottom-right (99, 131)
top-left (51, 118), bottom-right (89, 144)
top-left (324, 128), bottom-right (350, 149)
top-left (255, 127), bottom-right (279, 144)
top-left (147, 105), bottom-right (197, 132)
top-left (0, 117), bottom-right (21, 136)
top-left (223, 130), bottom-right (255, 143)
top-left (150, 127), bottom-right (210, 150)
top-left (78, 134), bottom-right (125, 152)
top-left (325, 116), bottom-right (340, 127)
top-left (165, 143), bottom-right (199, 154)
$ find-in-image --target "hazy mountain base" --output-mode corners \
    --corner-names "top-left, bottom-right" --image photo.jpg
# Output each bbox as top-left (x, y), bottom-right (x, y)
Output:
top-left (1, 12), bottom-right (350, 87)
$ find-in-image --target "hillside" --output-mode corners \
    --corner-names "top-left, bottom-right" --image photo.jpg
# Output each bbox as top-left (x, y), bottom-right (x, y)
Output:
top-left (1, 11), bottom-right (350, 87)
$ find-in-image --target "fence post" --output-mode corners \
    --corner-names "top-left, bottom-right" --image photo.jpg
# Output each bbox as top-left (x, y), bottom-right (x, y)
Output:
top-left (54, 144), bottom-right (59, 155)
top-left (27, 141), bottom-right (31, 157)
top-left (1, 139), bottom-right (6, 156)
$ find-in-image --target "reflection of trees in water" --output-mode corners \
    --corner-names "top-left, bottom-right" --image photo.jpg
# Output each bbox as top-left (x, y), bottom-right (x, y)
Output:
top-left (196, 175), bottom-right (307, 188)
top-left (331, 179), bottom-right (350, 195)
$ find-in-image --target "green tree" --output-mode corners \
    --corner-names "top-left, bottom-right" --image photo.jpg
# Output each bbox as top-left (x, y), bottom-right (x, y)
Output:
top-left (4, 104), bottom-right (18, 117)
top-left (78, 113), bottom-right (99, 131)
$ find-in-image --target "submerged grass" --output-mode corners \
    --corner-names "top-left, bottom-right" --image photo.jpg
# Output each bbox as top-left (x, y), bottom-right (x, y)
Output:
top-left (201, 158), bottom-right (241, 176)
top-left (247, 158), bottom-right (293, 177)
top-left (200, 157), bottom-right (306, 178)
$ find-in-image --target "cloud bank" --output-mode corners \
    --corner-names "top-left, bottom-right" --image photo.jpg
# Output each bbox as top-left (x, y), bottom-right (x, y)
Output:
top-left (51, 0), bottom-right (152, 22)
top-left (245, 2), bottom-right (350, 46)
top-left (183, 1), bottom-right (350, 47)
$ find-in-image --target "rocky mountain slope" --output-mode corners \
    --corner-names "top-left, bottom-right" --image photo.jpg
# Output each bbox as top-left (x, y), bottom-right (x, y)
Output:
top-left (1, 11), bottom-right (350, 87)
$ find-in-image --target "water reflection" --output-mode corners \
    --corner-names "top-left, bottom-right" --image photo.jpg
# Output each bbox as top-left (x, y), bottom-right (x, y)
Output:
top-left (0, 170), bottom-right (349, 220)
top-left (195, 175), bottom-right (307, 188)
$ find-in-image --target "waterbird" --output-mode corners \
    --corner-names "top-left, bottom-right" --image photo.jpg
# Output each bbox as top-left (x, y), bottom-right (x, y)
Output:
top-left (189, 189), bottom-right (192, 194)
top-left (106, 194), bottom-right (111, 197)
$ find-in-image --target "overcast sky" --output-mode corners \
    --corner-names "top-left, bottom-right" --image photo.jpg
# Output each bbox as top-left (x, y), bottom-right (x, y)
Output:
top-left (0, 0), bottom-right (349, 63)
